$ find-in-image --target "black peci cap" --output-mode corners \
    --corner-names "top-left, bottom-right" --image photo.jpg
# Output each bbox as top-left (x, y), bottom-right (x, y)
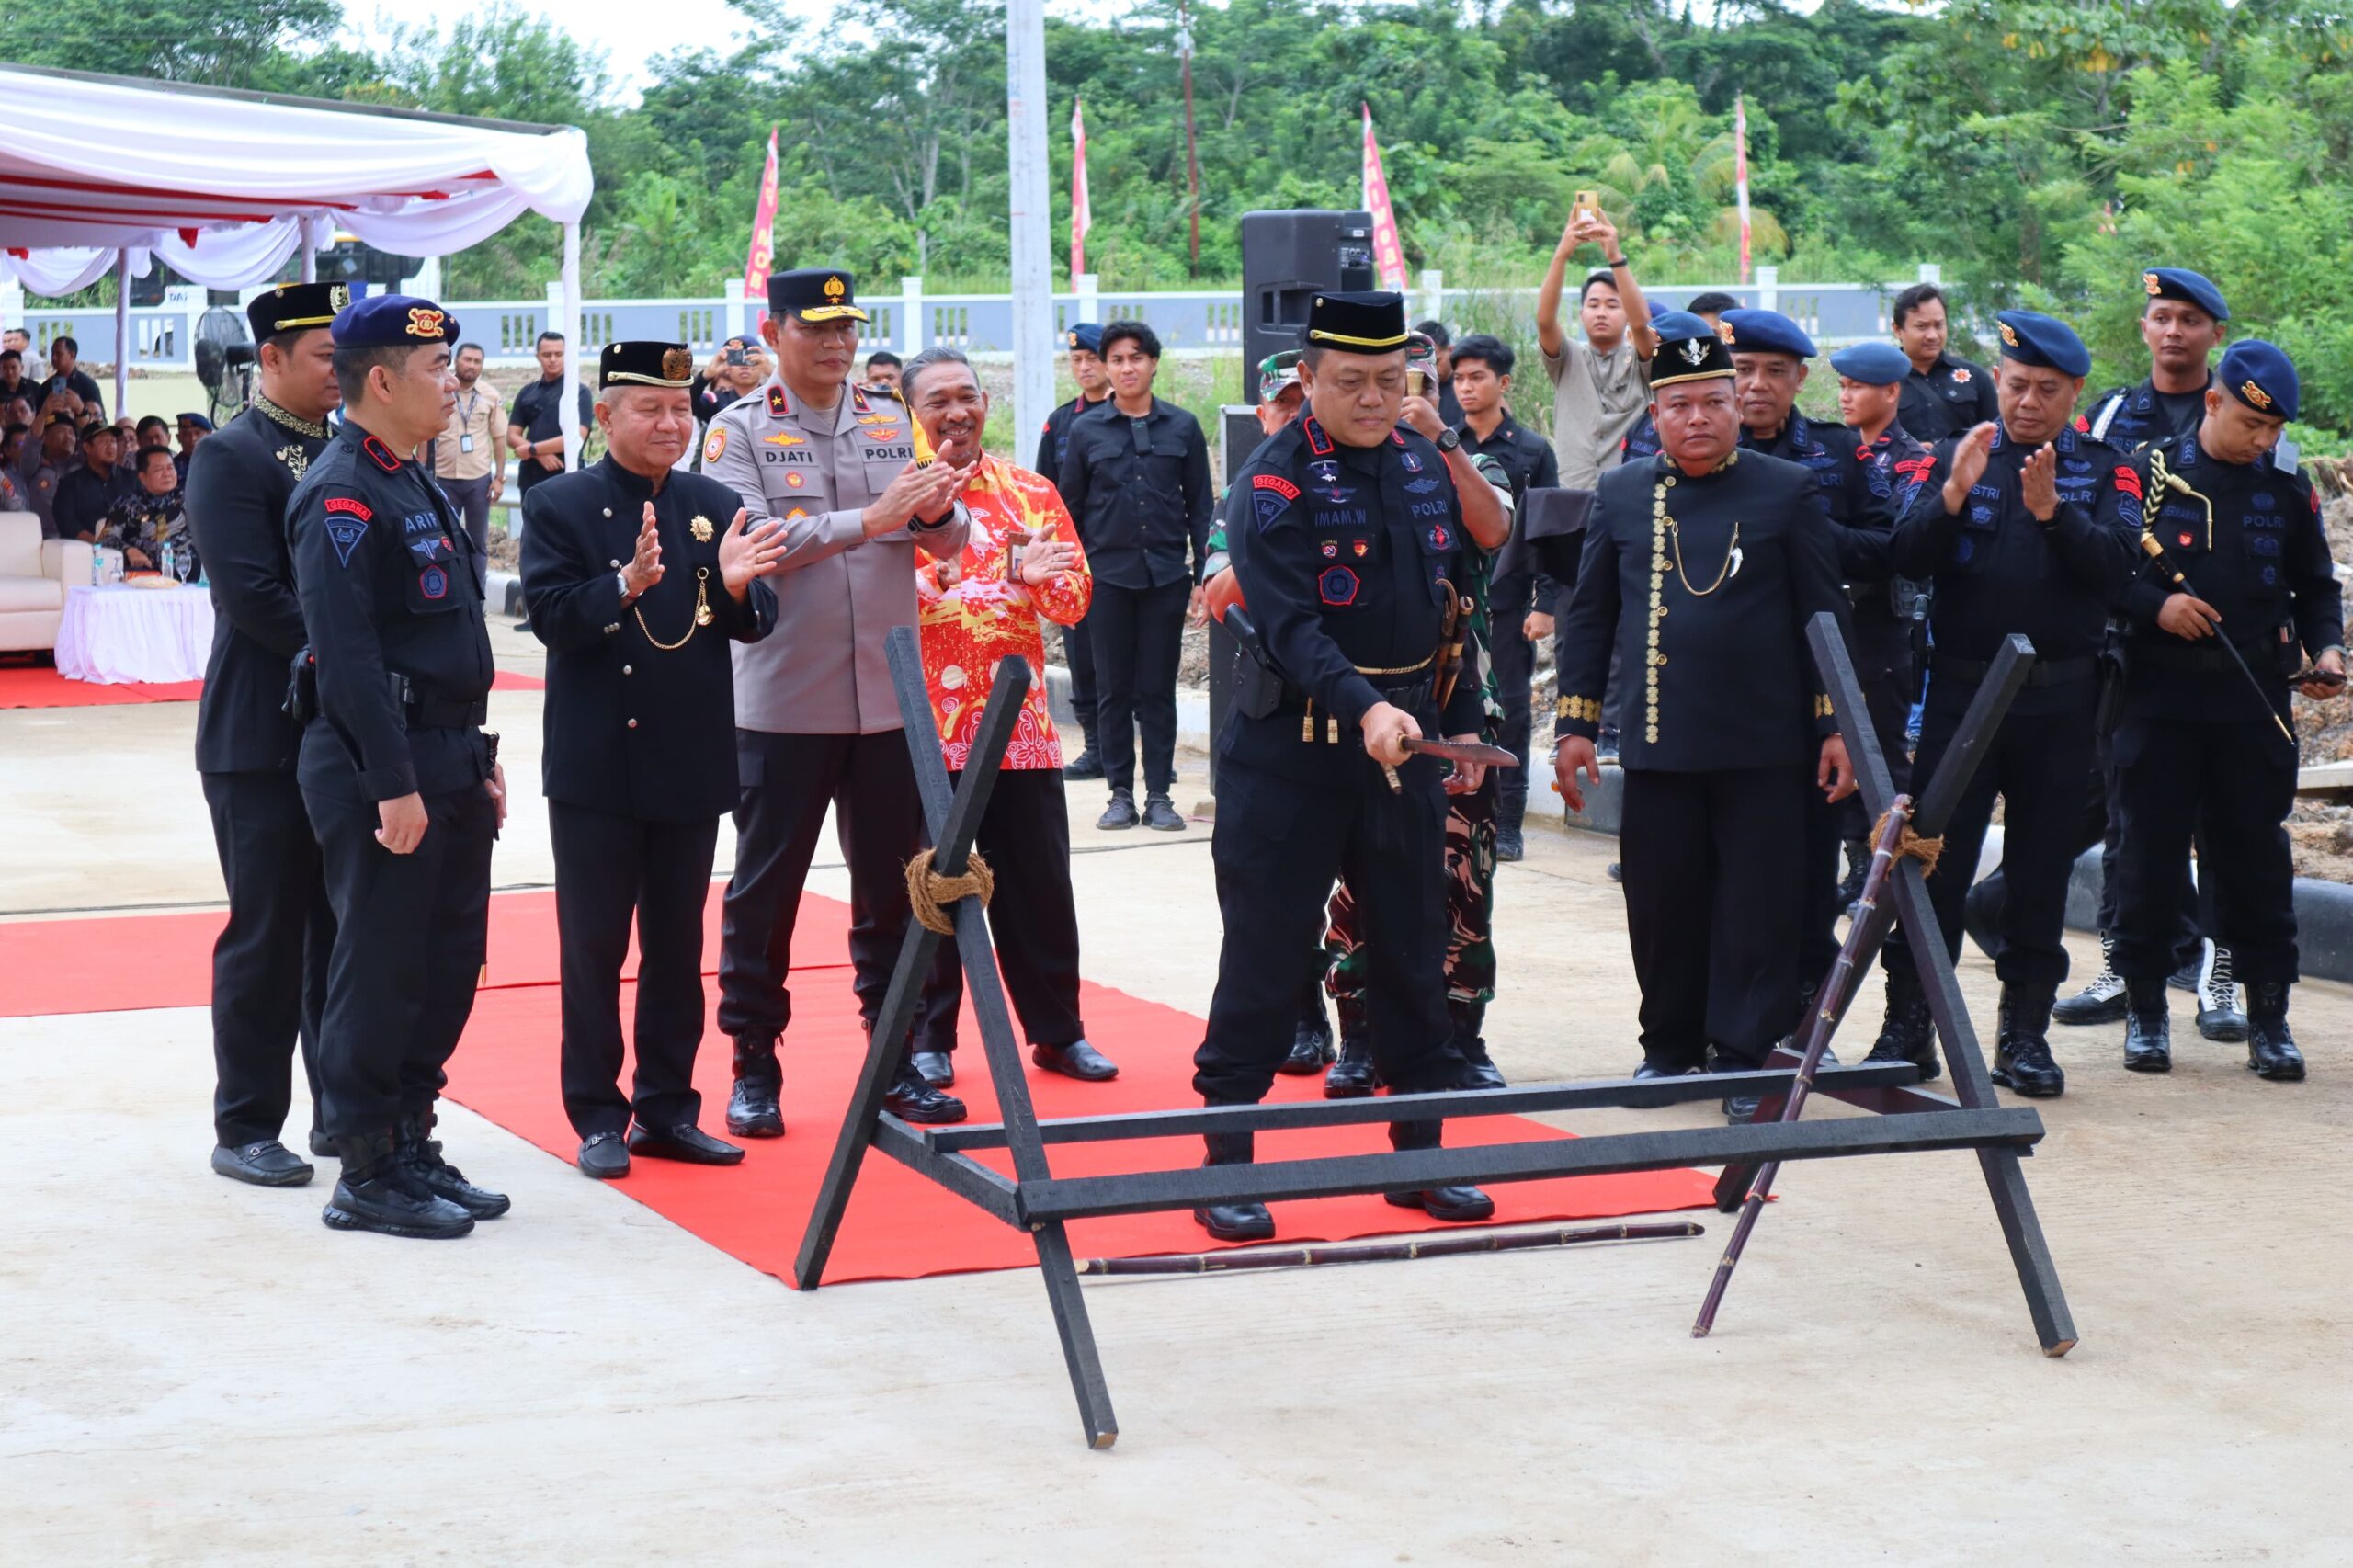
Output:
top-left (1303, 290), bottom-right (1409, 353)
top-left (598, 340), bottom-right (696, 391)
top-left (247, 281), bottom-right (354, 344)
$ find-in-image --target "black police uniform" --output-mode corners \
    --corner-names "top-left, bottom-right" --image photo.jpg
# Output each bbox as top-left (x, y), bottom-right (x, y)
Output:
top-left (1461, 409), bottom-right (1560, 839)
top-left (2109, 424), bottom-right (2340, 1072)
top-left (1197, 412), bottom-right (1480, 1115)
top-left (1034, 389), bottom-right (1108, 752)
top-left (185, 389), bottom-right (334, 1157)
top-left (1555, 448), bottom-right (1849, 1072)
top-left (521, 448), bottom-right (777, 1144)
top-left (1880, 417), bottom-right (2131, 1082)
top-left (2084, 372), bottom-right (2211, 453)
top-left (289, 416), bottom-right (497, 1155)
top-left (1054, 394), bottom-right (1214, 805)
top-left (1898, 350), bottom-right (2000, 443)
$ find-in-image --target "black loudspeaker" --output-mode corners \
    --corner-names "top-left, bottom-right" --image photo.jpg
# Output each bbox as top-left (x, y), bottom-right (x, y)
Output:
top-left (1240, 209), bottom-right (1376, 374)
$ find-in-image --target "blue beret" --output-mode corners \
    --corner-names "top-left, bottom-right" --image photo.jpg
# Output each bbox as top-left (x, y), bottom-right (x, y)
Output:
top-left (2142, 267), bottom-right (2229, 324)
top-left (1720, 308), bottom-right (1816, 358)
top-left (1994, 311), bottom-right (2090, 378)
top-left (1065, 322), bottom-right (1104, 354)
top-left (1646, 300), bottom-right (1669, 322)
top-left (2220, 340), bottom-right (2297, 422)
top-left (1829, 342), bottom-right (1911, 385)
top-left (331, 293), bottom-right (459, 349)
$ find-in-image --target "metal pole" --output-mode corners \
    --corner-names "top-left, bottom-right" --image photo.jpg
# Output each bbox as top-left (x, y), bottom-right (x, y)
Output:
top-left (559, 220), bottom-right (583, 470)
top-left (1006, 0), bottom-right (1054, 453)
top-left (1180, 1), bottom-right (1199, 275)
top-left (111, 249), bottom-right (129, 418)
top-left (301, 238), bottom-right (316, 285)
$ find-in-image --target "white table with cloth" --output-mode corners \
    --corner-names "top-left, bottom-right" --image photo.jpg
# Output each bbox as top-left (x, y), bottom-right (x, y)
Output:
top-left (53, 581), bottom-right (215, 684)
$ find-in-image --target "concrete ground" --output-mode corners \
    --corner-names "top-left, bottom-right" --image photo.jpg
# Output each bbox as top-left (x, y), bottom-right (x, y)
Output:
top-left (4, 635), bottom-right (2349, 1565)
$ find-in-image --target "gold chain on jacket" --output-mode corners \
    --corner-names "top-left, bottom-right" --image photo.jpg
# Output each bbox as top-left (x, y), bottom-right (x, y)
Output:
top-left (633, 567), bottom-right (715, 650)
top-left (255, 393), bottom-right (327, 439)
top-left (1644, 451), bottom-right (1741, 744)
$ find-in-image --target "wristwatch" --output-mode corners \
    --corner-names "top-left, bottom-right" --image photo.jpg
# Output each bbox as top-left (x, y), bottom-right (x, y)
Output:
top-left (1432, 426), bottom-right (1461, 453)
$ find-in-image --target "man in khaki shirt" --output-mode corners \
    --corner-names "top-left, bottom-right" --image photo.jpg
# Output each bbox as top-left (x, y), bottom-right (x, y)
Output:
top-left (703, 267), bottom-right (972, 1134)
top-left (1535, 205), bottom-right (1657, 490)
top-left (434, 340), bottom-right (507, 551)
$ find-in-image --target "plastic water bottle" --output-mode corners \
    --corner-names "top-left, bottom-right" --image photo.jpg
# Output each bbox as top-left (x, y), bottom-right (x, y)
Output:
top-left (160, 541), bottom-right (175, 581)
top-left (90, 547), bottom-right (100, 586)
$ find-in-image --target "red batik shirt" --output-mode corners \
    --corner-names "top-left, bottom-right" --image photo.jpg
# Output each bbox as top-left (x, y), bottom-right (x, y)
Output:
top-left (915, 453), bottom-right (1094, 771)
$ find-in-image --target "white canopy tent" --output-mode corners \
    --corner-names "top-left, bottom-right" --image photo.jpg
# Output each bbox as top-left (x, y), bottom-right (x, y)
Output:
top-left (0, 66), bottom-right (594, 460)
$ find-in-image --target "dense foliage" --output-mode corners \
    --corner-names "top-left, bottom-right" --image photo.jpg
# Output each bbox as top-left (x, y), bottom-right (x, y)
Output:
top-left (6, 0), bottom-right (2351, 434)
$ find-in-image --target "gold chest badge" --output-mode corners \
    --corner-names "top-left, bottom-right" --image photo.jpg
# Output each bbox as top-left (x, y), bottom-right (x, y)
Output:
top-left (276, 444), bottom-right (309, 479)
top-left (691, 515), bottom-right (714, 542)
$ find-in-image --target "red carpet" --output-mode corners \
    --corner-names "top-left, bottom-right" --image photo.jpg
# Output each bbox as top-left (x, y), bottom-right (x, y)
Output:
top-left (0, 665), bottom-right (543, 709)
top-left (0, 890), bottom-right (1718, 1283)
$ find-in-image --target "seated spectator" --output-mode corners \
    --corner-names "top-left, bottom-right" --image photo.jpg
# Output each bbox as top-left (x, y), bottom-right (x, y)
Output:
top-left (40, 335), bottom-right (105, 418)
top-left (22, 416), bottom-right (72, 537)
top-left (0, 424), bottom-right (27, 513)
top-left (863, 348), bottom-right (902, 392)
top-left (53, 420), bottom-right (130, 541)
top-left (97, 446), bottom-right (193, 574)
top-left (134, 415), bottom-right (169, 460)
top-left (5, 395), bottom-right (34, 430)
top-left (37, 383), bottom-right (83, 432)
top-left (173, 412), bottom-right (212, 479)
top-left (0, 348), bottom-right (38, 408)
top-left (896, 345), bottom-right (1119, 1088)
top-left (2, 327), bottom-right (28, 357)
top-left (115, 415), bottom-right (142, 466)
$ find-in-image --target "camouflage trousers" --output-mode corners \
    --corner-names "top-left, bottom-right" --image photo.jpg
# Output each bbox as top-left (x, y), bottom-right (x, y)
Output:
top-left (1324, 770), bottom-right (1497, 1022)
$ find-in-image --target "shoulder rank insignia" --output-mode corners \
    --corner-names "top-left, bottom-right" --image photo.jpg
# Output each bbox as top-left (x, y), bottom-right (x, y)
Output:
top-left (767, 384), bottom-right (790, 416)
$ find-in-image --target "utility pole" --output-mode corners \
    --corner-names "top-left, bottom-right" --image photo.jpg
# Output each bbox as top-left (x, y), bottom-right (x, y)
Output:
top-left (1006, 0), bottom-right (1053, 460)
top-left (1179, 0), bottom-right (1200, 275)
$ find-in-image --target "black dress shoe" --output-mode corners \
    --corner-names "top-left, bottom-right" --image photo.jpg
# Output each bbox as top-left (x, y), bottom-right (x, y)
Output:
top-left (577, 1130), bottom-right (631, 1179)
top-left (1495, 824), bottom-right (1525, 862)
top-left (912, 1050), bottom-right (956, 1088)
top-left (884, 1075), bottom-right (968, 1124)
top-left (1097, 790), bottom-right (1139, 830)
top-left (1722, 1094), bottom-right (1763, 1124)
top-left (727, 1035), bottom-right (785, 1138)
top-left (1385, 1185), bottom-right (1496, 1222)
top-left (1324, 1034), bottom-right (1377, 1097)
top-left (1062, 747), bottom-right (1105, 781)
top-left (1631, 1061), bottom-right (1702, 1081)
top-left (629, 1122), bottom-right (746, 1165)
top-left (1606, 861), bottom-right (1623, 883)
top-left (397, 1114), bottom-right (511, 1219)
top-left (323, 1134), bottom-right (474, 1240)
top-left (308, 1127), bottom-right (335, 1158)
top-left (1033, 1039), bottom-right (1119, 1080)
top-left (1142, 794), bottom-right (1186, 831)
top-left (1194, 1200), bottom-right (1275, 1241)
top-left (211, 1139), bottom-right (313, 1187)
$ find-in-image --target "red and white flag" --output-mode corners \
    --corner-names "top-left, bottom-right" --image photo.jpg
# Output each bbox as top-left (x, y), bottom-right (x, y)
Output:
top-left (1070, 97), bottom-right (1092, 285)
top-left (1361, 103), bottom-right (1408, 292)
top-left (743, 126), bottom-right (779, 300)
top-left (1733, 92), bottom-right (1754, 285)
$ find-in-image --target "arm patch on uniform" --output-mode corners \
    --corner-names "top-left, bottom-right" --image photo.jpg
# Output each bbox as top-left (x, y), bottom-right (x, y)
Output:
top-left (2112, 465), bottom-right (2143, 501)
top-left (1252, 472), bottom-right (1301, 531)
top-left (704, 426), bottom-right (726, 463)
top-left (322, 497), bottom-right (369, 566)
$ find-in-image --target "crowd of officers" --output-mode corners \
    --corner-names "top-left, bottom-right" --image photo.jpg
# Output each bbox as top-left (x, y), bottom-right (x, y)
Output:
top-left (184, 238), bottom-right (2337, 1247)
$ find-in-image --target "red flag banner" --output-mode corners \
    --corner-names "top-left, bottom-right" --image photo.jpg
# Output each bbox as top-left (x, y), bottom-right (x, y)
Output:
top-left (1361, 103), bottom-right (1408, 292)
top-left (743, 126), bottom-right (779, 301)
top-left (1071, 97), bottom-right (1092, 285)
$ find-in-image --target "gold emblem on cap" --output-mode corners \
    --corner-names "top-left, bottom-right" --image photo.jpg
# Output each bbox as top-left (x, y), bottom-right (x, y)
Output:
top-left (1713, 318), bottom-right (1736, 345)
top-left (406, 307), bottom-right (445, 339)
top-left (691, 514), bottom-right (715, 541)
top-left (824, 276), bottom-right (846, 301)
top-left (1679, 338), bottom-right (1709, 367)
top-left (2242, 380), bottom-right (2273, 410)
top-left (1998, 321), bottom-right (2019, 347)
top-left (663, 347), bottom-right (693, 381)
top-left (2143, 272), bottom-right (2163, 297)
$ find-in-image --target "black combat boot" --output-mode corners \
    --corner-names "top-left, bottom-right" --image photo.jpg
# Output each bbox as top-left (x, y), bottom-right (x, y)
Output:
top-left (1991, 984), bottom-right (2064, 1097)
top-left (2195, 942), bottom-right (2247, 1042)
top-left (1450, 999), bottom-right (1506, 1090)
top-left (726, 1034), bottom-right (785, 1137)
top-left (1193, 1126), bottom-right (1274, 1242)
top-left (1323, 1033), bottom-right (1377, 1097)
top-left (1280, 988), bottom-right (1336, 1075)
top-left (1382, 1117), bottom-right (1495, 1221)
top-left (2245, 981), bottom-right (2307, 1082)
top-left (395, 1105), bottom-right (510, 1219)
top-left (322, 1131), bottom-right (475, 1239)
top-left (883, 1060), bottom-right (968, 1124)
top-left (2122, 981), bottom-right (2172, 1073)
top-left (1863, 966), bottom-right (1941, 1080)
top-left (1834, 835), bottom-right (1870, 913)
top-left (1061, 733), bottom-right (1104, 781)
top-left (2052, 931), bottom-right (2128, 1025)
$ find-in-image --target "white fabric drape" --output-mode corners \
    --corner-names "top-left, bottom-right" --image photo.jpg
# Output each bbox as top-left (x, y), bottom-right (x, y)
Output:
top-left (0, 69), bottom-right (592, 290)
